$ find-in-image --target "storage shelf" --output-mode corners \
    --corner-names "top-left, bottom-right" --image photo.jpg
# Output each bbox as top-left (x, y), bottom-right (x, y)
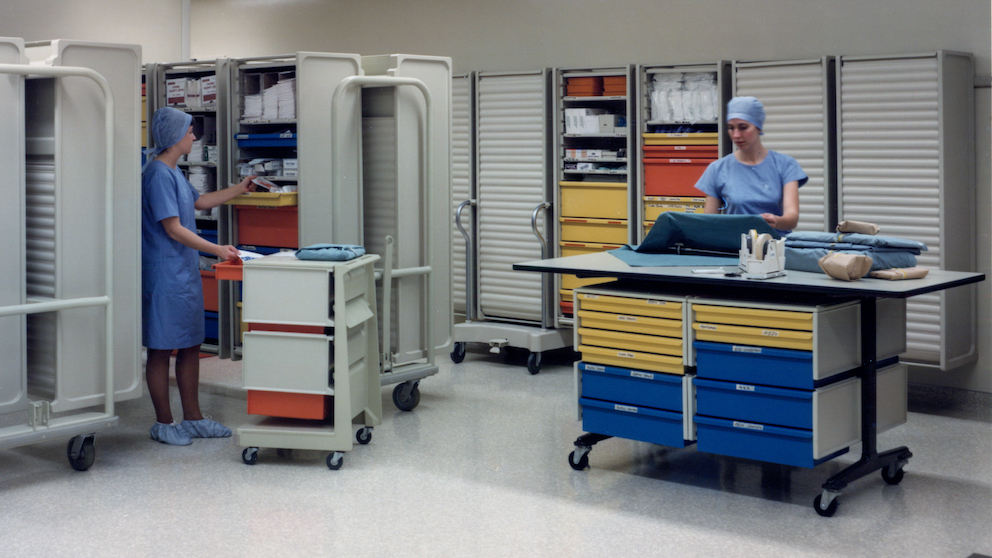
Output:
top-left (564, 157), bottom-right (628, 163)
top-left (564, 133), bottom-right (628, 139)
top-left (564, 96), bottom-right (627, 101)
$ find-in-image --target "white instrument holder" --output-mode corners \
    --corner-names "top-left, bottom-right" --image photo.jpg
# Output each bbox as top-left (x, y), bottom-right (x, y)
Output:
top-left (739, 230), bottom-right (787, 280)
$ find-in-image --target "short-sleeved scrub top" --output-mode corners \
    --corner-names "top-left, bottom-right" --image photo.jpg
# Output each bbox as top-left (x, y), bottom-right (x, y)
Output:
top-left (694, 151), bottom-right (808, 235)
top-left (141, 160), bottom-right (204, 350)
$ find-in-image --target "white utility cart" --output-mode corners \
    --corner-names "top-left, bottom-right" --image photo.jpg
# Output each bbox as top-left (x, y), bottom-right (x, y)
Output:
top-left (235, 253), bottom-right (382, 470)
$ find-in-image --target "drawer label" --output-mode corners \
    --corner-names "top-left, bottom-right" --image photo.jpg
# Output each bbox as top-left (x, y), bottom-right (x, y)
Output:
top-left (631, 371), bottom-right (654, 380)
top-left (617, 315), bottom-right (638, 322)
top-left (647, 300), bottom-right (666, 305)
top-left (762, 330), bottom-right (780, 337)
top-left (582, 294), bottom-right (600, 300)
top-left (733, 421), bottom-right (764, 431)
top-left (584, 364), bottom-right (606, 372)
top-left (732, 346), bottom-right (762, 354)
top-left (615, 404), bottom-right (638, 413)
top-left (736, 384), bottom-right (755, 392)
top-left (616, 351), bottom-right (636, 359)
top-left (698, 323), bottom-right (718, 330)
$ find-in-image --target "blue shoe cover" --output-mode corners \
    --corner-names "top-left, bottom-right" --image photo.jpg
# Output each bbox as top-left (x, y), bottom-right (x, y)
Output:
top-left (181, 418), bottom-right (232, 438)
top-left (150, 422), bottom-right (193, 446)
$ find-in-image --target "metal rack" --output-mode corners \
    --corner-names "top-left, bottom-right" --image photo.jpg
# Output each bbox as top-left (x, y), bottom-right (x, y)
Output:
top-left (0, 43), bottom-right (127, 471)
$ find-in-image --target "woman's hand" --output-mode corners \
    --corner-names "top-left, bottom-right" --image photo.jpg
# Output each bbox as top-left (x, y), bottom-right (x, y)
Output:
top-left (215, 244), bottom-right (241, 262)
top-left (236, 175), bottom-right (257, 194)
top-left (760, 212), bottom-right (779, 228)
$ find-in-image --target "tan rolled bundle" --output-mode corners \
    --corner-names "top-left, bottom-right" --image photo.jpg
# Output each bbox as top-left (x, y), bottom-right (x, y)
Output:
top-left (868, 267), bottom-right (929, 280)
top-left (836, 220), bottom-right (880, 235)
top-left (817, 252), bottom-right (873, 281)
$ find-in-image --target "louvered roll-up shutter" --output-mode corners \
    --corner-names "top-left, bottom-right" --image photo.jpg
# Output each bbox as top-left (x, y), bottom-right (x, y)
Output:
top-left (451, 74), bottom-right (473, 316)
top-left (838, 52), bottom-right (976, 369)
top-left (734, 58), bottom-right (835, 232)
top-left (476, 71), bottom-right (551, 323)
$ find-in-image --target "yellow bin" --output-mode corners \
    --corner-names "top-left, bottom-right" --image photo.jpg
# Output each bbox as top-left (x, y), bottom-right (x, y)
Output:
top-left (577, 310), bottom-right (682, 337)
top-left (577, 292), bottom-right (683, 319)
top-left (579, 344), bottom-right (684, 375)
top-left (691, 322), bottom-right (813, 351)
top-left (560, 181), bottom-right (628, 219)
top-left (693, 304), bottom-right (814, 331)
top-left (559, 217), bottom-right (628, 244)
top-left (643, 132), bottom-right (719, 146)
top-left (578, 327), bottom-right (683, 358)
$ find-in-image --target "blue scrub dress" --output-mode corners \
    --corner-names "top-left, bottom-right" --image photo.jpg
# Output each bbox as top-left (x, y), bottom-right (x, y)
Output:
top-left (141, 160), bottom-right (204, 350)
top-left (694, 150), bottom-right (808, 235)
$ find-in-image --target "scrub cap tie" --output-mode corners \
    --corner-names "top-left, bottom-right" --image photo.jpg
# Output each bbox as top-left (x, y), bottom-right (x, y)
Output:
top-left (142, 106), bottom-right (192, 172)
top-left (726, 96), bottom-right (765, 135)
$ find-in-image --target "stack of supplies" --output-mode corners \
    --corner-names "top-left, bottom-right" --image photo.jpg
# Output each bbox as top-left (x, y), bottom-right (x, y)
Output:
top-left (784, 231), bottom-right (926, 274)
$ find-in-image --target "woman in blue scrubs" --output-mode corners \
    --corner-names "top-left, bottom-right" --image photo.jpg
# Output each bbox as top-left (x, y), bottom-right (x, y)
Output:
top-left (695, 96), bottom-right (808, 235)
top-left (142, 107), bottom-right (256, 446)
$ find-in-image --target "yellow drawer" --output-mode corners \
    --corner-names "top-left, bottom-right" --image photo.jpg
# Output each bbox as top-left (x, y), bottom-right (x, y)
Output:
top-left (576, 292), bottom-right (683, 319)
top-left (644, 201), bottom-right (706, 221)
top-left (226, 192), bottom-right (299, 207)
top-left (643, 132), bottom-right (719, 146)
top-left (560, 181), bottom-right (628, 219)
top-left (578, 310), bottom-right (682, 337)
top-left (579, 344), bottom-right (684, 375)
top-left (559, 217), bottom-right (628, 244)
top-left (561, 275), bottom-right (617, 290)
top-left (693, 304), bottom-right (814, 331)
top-left (692, 322), bottom-right (813, 351)
top-left (578, 327), bottom-right (682, 357)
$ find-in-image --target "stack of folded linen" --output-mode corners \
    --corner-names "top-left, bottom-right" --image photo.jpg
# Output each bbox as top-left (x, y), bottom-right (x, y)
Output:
top-left (784, 231), bottom-right (927, 273)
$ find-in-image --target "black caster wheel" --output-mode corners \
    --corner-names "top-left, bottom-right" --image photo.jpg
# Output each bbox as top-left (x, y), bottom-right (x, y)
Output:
top-left (450, 342), bottom-right (466, 363)
top-left (356, 428), bottom-right (372, 445)
top-left (882, 465), bottom-right (905, 485)
top-left (66, 436), bottom-right (95, 472)
top-left (568, 450), bottom-right (589, 471)
top-left (392, 382), bottom-right (421, 411)
top-left (242, 447), bottom-right (259, 465)
top-left (813, 493), bottom-right (839, 517)
top-left (326, 452), bottom-right (344, 470)
top-left (527, 352), bottom-right (542, 375)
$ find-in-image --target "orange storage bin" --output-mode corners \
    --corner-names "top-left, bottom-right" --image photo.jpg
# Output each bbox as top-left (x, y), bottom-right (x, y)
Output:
top-left (236, 205), bottom-right (298, 248)
top-left (643, 157), bottom-right (715, 196)
top-left (212, 259), bottom-right (244, 281)
top-left (247, 390), bottom-right (332, 420)
top-left (200, 270), bottom-right (219, 312)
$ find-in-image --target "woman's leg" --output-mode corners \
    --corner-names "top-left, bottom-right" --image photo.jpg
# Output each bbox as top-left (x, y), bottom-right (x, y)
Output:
top-left (146, 348), bottom-right (175, 424)
top-left (175, 345), bottom-right (205, 422)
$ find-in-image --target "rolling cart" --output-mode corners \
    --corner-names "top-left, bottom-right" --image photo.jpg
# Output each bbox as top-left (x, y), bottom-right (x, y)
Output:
top-left (0, 57), bottom-right (122, 471)
top-left (235, 253), bottom-right (382, 470)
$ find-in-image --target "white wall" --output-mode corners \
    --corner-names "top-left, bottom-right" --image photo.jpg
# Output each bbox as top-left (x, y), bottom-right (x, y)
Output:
top-left (1, 0), bottom-right (990, 391)
top-left (0, 0), bottom-right (184, 64)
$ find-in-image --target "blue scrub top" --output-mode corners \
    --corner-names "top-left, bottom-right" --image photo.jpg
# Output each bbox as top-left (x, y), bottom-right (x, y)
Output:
top-left (694, 151), bottom-right (808, 235)
top-left (141, 160), bottom-right (204, 350)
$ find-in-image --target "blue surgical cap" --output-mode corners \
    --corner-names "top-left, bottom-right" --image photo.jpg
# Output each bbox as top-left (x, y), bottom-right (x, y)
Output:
top-left (726, 96), bottom-right (765, 135)
top-left (142, 107), bottom-right (192, 172)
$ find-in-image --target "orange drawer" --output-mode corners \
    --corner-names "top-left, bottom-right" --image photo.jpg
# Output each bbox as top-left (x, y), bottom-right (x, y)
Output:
top-left (643, 157), bottom-right (714, 197)
top-left (236, 205), bottom-right (298, 248)
top-left (200, 270), bottom-right (218, 312)
top-left (247, 390), bottom-right (332, 420)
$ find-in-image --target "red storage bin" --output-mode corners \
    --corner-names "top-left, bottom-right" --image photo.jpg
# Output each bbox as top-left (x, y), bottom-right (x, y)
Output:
top-left (200, 270), bottom-right (218, 312)
top-left (236, 205), bottom-right (298, 248)
top-left (643, 157), bottom-right (716, 196)
top-left (246, 322), bottom-right (326, 335)
top-left (247, 390), bottom-right (332, 420)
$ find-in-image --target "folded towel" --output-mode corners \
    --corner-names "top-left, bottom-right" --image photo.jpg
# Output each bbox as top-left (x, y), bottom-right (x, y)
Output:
top-left (295, 244), bottom-right (365, 261)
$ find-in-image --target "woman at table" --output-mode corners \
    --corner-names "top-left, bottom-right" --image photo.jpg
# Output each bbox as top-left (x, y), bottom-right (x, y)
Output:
top-left (694, 96), bottom-right (808, 235)
top-left (142, 106), bottom-right (256, 446)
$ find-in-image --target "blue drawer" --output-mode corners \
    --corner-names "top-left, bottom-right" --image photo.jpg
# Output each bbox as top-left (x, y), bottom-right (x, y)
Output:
top-left (580, 362), bottom-right (683, 412)
top-left (580, 397), bottom-right (690, 448)
top-left (694, 415), bottom-right (848, 468)
top-left (235, 132), bottom-right (297, 147)
top-left (204, 310), bottom-right (219, 341)
top-left (694, 340), bottom-right (821, 389)
top-left (694, 377), bottom-right (813, 430)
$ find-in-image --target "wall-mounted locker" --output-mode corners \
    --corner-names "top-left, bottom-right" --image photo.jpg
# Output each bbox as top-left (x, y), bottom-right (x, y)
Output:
top-left (0, 37), bottom-right (27, 417)
top-left (225, 52), bottom-right (364, 359)
top-left (554, 66), bottom-right (636, 325)
top-left (451, 70), bottom-right (570, 373)
top-left (733, 57), bottom-right (836, 233)
top-left (451, 73), bottom-right (475, 320)
top-left (22, 39), bottom-right (142, 412)
top-left (635, 62), bottom-right (732, 242)
top-left (357, 54), bottom-right (454, 375)
top-left (836, 51), bottom-right (975, 370)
